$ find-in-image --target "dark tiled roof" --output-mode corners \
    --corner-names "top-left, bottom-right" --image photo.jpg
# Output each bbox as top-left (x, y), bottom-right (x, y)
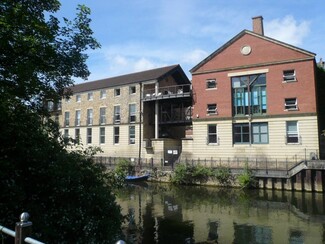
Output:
top-left (71, 64), bottom-right (187, 93)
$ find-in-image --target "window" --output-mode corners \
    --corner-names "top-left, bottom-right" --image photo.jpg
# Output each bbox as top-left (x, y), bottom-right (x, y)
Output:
top-left (75, 128), bottom-right (80, 141)
top-left (233, 123), bottom-right (250, 144)
top-left (64, 111), bottom-right (70, 127)
top-left (232, 74), bottom-right (266, 115)
top-left (286, 121), bottom-right (299, 144)
top-left (129, 126), bottom-right (135, 144)
top-left (283, 69), bottom-right (296, 82)
top-left (114, 88), bottom-right (121, 96)
top-left (207, 104), bottom-right (217, 115)
top-left (114, 127), bottom-right (119, 144)
top-left (100, 127), bottom-right (105, 144)
top-left (129, 86), bottom-right (136, 94)
top-left (76, 94), bottom-right (81, 102)
top-left (88, 92), bottom-right (93, 101)
top-left (252, 123), bottom-right (268, 144)
top-left (100, 90), bottom-right (106, 99)
top-left (207, 124), bottom-right (218, 144)
top-left (75, 110), bottom-right (81, 126)
top-left (100, 107), bottom-right (106, 124)
top-left (129, 104), bottom-right (136, 123)
top-left (87, 128), bottom-right (92, 144)
top-left (285, 98), bottom-right (298, 110)
top-left (65, 97), bottom-right (70, 103)
top-left (64, 129), bottom-right (69, 138)
top-left (233, 123), bottom-right (269, 144)
top-left (206, 79), bottom-right (217, 89)
top-left (114, 105), bottom-right (120, 123)
top-left (87, 109), bottom-right (93, 125)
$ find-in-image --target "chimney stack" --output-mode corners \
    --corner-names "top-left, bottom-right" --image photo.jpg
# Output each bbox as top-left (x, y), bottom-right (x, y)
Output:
top-left (252, 16), bottom-right (264, 35)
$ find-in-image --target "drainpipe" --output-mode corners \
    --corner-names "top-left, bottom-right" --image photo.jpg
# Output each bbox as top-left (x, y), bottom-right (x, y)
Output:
top-left (138, 83), bottom-right (142, 166)
top-left (155, 82), bottom-right (159, 139)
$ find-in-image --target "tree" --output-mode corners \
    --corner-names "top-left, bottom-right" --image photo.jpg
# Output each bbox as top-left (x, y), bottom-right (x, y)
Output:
top-left (0, 1), bottom-right (123, 243)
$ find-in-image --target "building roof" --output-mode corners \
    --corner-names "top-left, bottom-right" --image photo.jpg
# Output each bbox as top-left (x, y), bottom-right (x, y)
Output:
top-left (70, 64), bottom-right (189, 93)
top-left (190, 30), bottom-right (316, 73)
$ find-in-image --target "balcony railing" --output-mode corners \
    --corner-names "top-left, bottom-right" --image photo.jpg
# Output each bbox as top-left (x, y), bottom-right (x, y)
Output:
top-left (143, 84), bottom-right (191, 101)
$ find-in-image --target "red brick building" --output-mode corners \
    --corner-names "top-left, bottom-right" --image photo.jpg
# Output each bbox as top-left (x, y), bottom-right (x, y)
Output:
top-left (182, 16), bottom-right (319, 164)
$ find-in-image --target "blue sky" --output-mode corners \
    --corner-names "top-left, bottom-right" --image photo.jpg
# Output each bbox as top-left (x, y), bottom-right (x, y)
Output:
top-left (58, 0), bottom-right (325, 82)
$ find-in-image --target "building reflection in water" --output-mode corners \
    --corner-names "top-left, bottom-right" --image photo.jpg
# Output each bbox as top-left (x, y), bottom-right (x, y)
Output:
top-left (115, 183), bottom-right (325, 243)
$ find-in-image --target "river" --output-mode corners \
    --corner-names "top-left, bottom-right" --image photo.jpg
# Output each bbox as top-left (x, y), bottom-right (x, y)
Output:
top-left (115, 182), bottom-right (325, 244)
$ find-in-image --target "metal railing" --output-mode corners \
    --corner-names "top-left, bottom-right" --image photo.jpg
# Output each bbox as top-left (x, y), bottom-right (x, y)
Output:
top-left (0, 212), bottom-right (45, 244)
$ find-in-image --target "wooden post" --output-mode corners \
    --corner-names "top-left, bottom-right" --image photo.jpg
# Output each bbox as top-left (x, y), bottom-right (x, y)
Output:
top-left (15, 212), bottom-right (32, 244)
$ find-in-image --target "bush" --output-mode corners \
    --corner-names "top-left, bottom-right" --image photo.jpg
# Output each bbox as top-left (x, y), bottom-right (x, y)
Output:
top-left (237, 163), bottom-right (256, 189)
top-left (172, 164), bottom-right (212, 185)
top-left (213, 166), bottom-right (234, 186)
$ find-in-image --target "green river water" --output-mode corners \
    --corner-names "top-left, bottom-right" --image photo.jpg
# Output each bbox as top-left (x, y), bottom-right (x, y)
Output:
top-left (115, 182), bottom-right (325, 244)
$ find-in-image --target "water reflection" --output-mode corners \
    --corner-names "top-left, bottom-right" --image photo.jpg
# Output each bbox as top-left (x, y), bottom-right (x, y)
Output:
top-left (115, 183), bottom-right (325, 243)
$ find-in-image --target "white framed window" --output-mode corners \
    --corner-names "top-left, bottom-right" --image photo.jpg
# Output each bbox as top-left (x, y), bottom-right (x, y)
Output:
top-left (206, 79), bottom-right (217, 89)
top-left (207, 124), bottom-right (218, 144)
top-left (285, 98), bottom-right (298, 111)
top-left (87, 128), bottom-right (92, 144)
top-left (99, 107), bottom-right (106, 124)
top-left (286, 121), bottom-right (299, 144)
top-left (114, 106), bottom-right (120, 124)
top-left (76, 94), bottom-right (81, 102)
top-left (207, 104), bottom-right (217, 115)
top-left (64, 111), bottom-right (70, 127)
top-left (129, 126), bottom-right (135, 144)
top-left (129, 104), bottom-right (136, 123)
top-left (75, 110), bottom-right (81, 126)
top-left (87, 92), bottom-right (93, 101)
top-left (114, 88), bottom-right (121, 97)
top-left (64, 129), bottom-right (69, 138)
top-left (100, 90), bottom-right (106, 99)
top-left (99, 127), bottom-right (105, 144)
top-left (75, 128), bottom-right (80, 142)
top-left (129, 86), bottom-right (136, 94)
top-left (114, 127), bottom-right (120, 144)
top-left (283, 70), bottom-right (296, 82)
top-left (87, 109), bottom-right (93, 125)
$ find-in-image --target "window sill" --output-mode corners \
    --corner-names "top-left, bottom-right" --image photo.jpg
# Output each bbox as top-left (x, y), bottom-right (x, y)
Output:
top-left (282, 80), bottom-right (297, 83)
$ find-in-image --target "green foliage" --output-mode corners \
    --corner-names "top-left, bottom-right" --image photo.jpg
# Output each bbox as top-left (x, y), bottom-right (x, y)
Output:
top-left (237, 163), bottom-right (256, 189)
top-left (172, 164), bottom-right (212, 185)
top-left (0, 1), bottom-right (123, 243)
top-left (212, 166), bottom-right (234, 186)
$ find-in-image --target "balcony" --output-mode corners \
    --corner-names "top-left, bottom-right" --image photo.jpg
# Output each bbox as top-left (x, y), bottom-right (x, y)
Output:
top-left (143, 84), bottom-right (191, 101)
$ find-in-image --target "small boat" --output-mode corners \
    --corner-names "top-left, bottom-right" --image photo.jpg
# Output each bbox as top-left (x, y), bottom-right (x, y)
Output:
top-left (125, 174), bottom-right (150, 182)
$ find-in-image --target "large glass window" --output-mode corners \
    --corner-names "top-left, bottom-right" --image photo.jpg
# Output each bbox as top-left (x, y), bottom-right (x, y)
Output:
top-left (114, 127), bottom-right (120, 144)
top-left (233, 122), bottom-right (269, 144)
top-left (232, 74), bottom-right (266, 116)
top-left (129, 104), bottom-right (136, 123)
top-left (252, 123), bottom-right (268, 144)
top-left (233, 123), bottom-right (250, 143)
top-left (286, 121), bottom-right (299, 144)
top-left (129, 126), bottom-right (135, 144)
top-left (207, 124), bottom-right (218, 144)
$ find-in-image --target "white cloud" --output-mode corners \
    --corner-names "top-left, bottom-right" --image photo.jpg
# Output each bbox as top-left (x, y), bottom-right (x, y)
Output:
top-left (181, 49), bottom-right (209, 65)
top-left (265, 16), bottom-right (310, 46)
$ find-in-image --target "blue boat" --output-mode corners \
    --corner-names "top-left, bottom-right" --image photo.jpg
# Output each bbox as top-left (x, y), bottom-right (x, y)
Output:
top-left (125, 174), bottom-right (150, 182)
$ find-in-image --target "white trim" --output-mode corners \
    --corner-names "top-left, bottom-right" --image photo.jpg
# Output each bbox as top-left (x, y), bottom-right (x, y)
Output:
top-left (227, 69), bottom-right (269, 77)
